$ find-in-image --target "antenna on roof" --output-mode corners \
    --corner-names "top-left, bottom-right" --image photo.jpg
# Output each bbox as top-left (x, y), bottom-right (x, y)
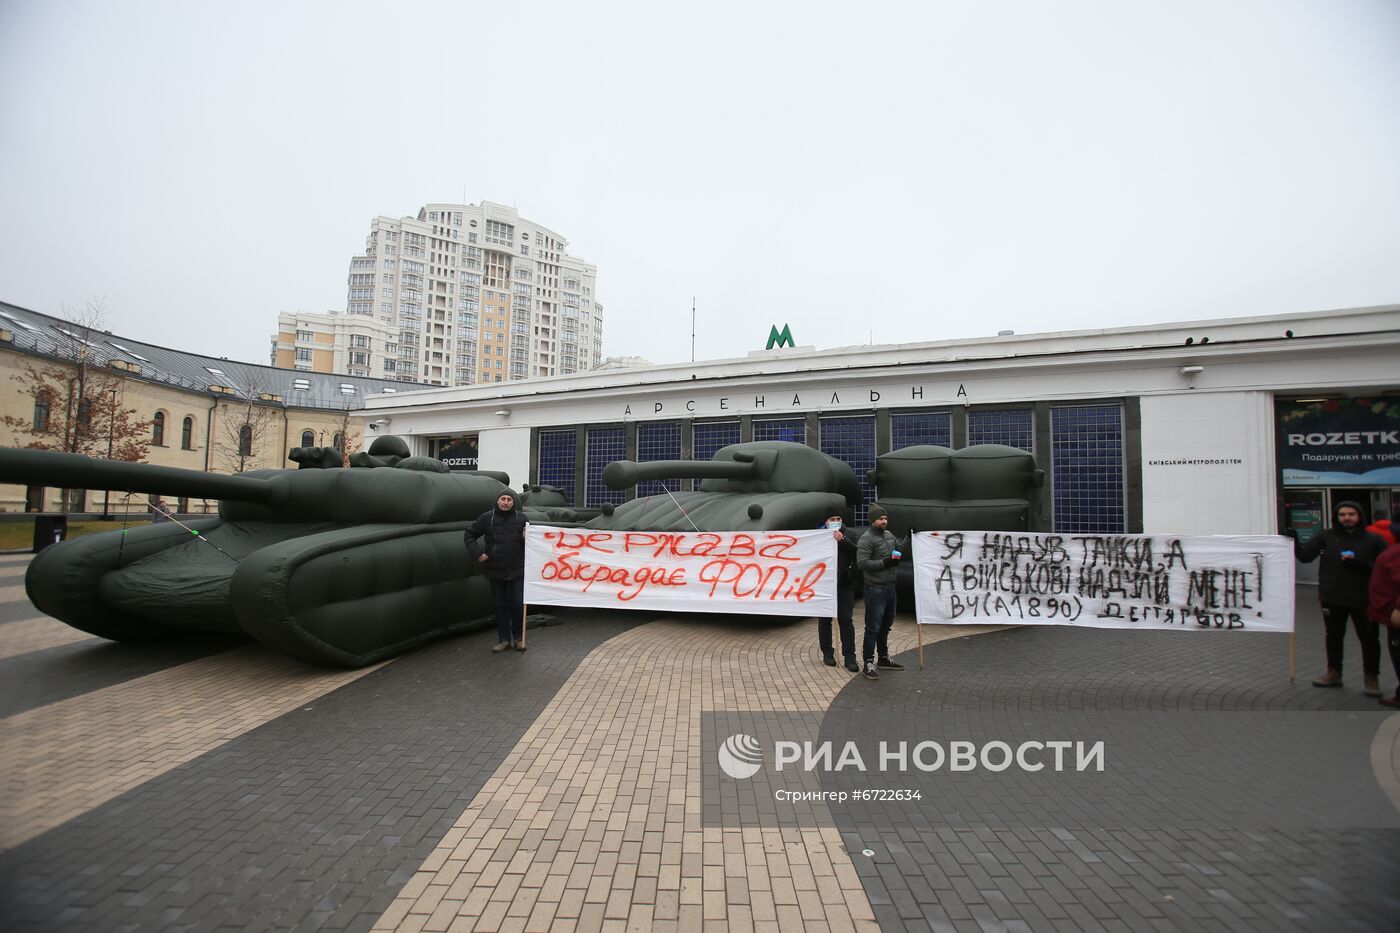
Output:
top-left (691, 297), bottom-right (696, 363)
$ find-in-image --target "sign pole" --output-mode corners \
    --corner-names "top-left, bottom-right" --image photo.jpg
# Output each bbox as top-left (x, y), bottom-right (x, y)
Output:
top-left (913, 530), bottom-right (926, 670)
top-left (1288, 630), bottom-right (1295, 683)
top-left (521, 522), bottom-right (529, 649)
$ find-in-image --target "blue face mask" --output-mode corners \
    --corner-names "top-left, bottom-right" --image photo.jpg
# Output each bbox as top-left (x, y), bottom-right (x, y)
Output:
top-left (826, 520), bottom-right (842, 529)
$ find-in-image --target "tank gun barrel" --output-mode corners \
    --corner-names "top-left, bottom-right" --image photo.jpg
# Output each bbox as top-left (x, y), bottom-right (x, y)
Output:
top-left (0, 448), bottom-right (274, 503)
top-left (603, 451), bottom-right (776, 490)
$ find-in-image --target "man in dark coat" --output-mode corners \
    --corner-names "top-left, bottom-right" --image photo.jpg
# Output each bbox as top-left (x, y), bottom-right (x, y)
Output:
top-left (856, 504), bottom-right (904, 680)
top-left (464, 489), bottom-right (528, 653)
top-left (817, 511), bottom-right (859, 672)
top-left (1294, 500), bottom-right (1387, 693)
top-left (1367, 529), bottom-right (1400, 708)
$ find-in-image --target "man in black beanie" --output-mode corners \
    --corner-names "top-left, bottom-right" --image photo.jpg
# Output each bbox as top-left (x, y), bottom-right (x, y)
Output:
top-left (465, 488), bottom-right (528, 653)
top-left (1294, 500), bottom-right (1386, 693)
top-left (856, 504), bottom-right (904, 680)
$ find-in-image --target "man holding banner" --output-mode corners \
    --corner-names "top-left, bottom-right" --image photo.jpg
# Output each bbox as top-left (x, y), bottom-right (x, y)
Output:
top-left (817, 511), bottom-right (859, 672)
top-left (464, 489), bottom-right (528, 653)
top-left (857, 505), bottom-right (904, 680)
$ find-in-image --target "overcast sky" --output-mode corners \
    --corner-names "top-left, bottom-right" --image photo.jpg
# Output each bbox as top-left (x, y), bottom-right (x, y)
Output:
top-left (2, 1), bottom-right (1397, 368)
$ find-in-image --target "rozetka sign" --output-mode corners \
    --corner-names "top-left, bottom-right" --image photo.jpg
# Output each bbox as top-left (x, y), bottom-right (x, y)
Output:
top-left (524, 527), bottom-right (837, 616)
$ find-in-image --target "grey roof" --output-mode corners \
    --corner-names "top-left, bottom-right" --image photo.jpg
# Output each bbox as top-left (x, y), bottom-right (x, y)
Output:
top-left (0, 300), bottom-right (423, 411)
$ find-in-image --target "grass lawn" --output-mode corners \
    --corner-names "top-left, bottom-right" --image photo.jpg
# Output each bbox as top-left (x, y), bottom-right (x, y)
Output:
top-left (1, 519), bottom-right (155, 550)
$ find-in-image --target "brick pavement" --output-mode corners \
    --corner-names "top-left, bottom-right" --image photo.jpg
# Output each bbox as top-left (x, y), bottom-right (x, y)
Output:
top-left (0, 617), bottom-right (96, 660)
top-left (369, 614), bottom-right (996, 933)
top-left (821, 604), bottom-right (1400, 932)
top-left (0, 644), bottom-right (386, 850)
top-left (0, 630), bottom-right (250, 717)
top-left (1, 611), bottom-right (644, 931)
top-left (1, 543), bottom-right (1398, 932)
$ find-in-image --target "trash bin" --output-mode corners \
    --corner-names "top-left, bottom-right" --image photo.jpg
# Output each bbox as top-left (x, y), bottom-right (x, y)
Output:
top-left (33, 514), bottom-right (68, 553)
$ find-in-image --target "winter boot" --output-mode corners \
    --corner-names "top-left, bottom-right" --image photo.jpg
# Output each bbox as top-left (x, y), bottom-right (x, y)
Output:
top-left (1311, 669), bottom-right (1342, 688)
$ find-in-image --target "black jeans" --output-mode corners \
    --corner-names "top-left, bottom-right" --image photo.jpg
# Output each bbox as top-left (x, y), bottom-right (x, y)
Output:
top-left (863, 584), bottom-right (897, 663)
top-left (1321, 603), bottom-right (1379, 675)
top-left (819, 587), bottom-right (856, 661)
top-left (490, 577), bottom-right (525, 643)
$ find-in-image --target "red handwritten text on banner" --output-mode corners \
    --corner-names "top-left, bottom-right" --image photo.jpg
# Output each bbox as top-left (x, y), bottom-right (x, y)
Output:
top-left (524, 527), bottom-right (837, 616)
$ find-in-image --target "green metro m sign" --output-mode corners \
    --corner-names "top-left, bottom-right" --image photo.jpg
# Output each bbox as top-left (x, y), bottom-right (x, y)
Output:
top-left (766, 324), bottom-right (795, 350)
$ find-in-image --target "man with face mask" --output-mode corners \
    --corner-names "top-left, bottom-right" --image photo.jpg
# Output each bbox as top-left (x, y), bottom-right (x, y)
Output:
top-left (1294, 500), bottom-right (1387, 693)
top-left (817, 511), bottom-right (858, 672)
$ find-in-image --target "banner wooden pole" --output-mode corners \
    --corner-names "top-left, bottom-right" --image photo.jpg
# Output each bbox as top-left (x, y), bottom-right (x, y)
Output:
top-left (1288, 630), bottom-right (1295, 684)
top-left (917, 622), bottom-right (925, 671)
top-left (521, 601), bottom-right (528, 649)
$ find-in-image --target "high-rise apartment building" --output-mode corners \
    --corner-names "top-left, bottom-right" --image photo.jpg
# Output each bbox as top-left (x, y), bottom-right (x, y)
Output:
top-left (270, 310), bottom-right (400, 378)
top-left (345, 201), bottom-right (603, 386)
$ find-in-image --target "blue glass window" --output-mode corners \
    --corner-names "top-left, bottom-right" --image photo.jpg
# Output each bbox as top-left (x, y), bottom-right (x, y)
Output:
top-left (691, 421), bottom-right (741, 492)
top-left (890, 411), bottom-right (952, 450)
top-left (637, 422), bottom-right (682, 496)
top-left (967, 408), bottom-right (1033, 452)
top-left (585, 426), bottom-right (628, 507)
top-left (1050, 405), bottom-right (1125, 534)
top-left (819, 416), bottom-right (876, 524)
top-left (538, 429), bottom-right (577, 504)
top-left (692, 421), bottom-right (740, 462)
top-left (753, 418), bottom-right (806, 444)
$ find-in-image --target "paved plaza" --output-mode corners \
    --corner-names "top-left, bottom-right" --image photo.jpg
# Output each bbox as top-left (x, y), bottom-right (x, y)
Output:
top-left (2, 548), bottom-right (1399, 932)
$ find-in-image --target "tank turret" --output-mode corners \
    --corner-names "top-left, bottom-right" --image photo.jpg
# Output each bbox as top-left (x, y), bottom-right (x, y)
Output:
top-left (0, 446), bottom-right (511, 668)
top-left (866, 443), bottom-right (1043, 539)
top-left (586, 441), bottom-right (860, 531)
top-left (1, 447), bottom-right (507, 525)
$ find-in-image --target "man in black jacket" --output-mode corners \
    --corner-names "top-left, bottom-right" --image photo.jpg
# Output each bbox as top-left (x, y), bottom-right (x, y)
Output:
top-left (464, 489), bottom-right (528, 653)
top-left (817, 511), bottom-right (859, 672)
top-left (1294, 500), bottom-right (1387, 693)
top-left (856, 505), bottom-right (904, 680)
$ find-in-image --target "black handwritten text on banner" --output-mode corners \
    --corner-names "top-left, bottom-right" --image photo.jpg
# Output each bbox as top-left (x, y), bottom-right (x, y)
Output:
top-left (912, 532), bottom-right (1294, 632)
top-left (524, 527), bottom-right (837, 617)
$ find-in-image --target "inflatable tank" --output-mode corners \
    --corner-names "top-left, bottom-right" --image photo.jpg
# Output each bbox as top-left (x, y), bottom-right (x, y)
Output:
top-left (517, 483), bottom-right (601, 526)
top-left (588, 440), bottom-right (861, 531)
top-left (0, 437), bottom-right (510, 667)
top-left (866, 443), bottom-right (1044, 539)
top-left (866, 443), bottom-right (1044, 599)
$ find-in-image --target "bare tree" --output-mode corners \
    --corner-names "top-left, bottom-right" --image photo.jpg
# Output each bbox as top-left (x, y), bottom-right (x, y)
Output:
top-left (332, 398), bottom-right (362, 466)
top-left (1, 300), bottom-right (152, 511)
top-left (210, 376), bottom-right (283, 475)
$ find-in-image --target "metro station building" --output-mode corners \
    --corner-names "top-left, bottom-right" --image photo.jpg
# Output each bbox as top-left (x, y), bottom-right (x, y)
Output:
top-left (361, 304), bottom-right (1400, 584)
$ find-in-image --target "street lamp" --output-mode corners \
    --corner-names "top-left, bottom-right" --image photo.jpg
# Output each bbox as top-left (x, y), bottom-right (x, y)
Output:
top-left (103, 387), bottom-right (117, 518)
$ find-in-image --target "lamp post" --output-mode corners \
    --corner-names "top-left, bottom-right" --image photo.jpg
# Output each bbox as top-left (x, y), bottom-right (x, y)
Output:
top-left (102, 387), bottom-right (117, 518)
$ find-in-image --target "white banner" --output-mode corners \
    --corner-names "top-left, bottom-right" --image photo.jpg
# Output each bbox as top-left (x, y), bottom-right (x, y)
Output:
top-left (524, 526), bottom-right (837, 617)
top-left (912, 531), bottom-right (1295, 632)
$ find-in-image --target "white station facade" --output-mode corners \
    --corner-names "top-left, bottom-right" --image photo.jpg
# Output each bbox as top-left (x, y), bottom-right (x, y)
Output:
top-left (361, 305), bottom-right (1400, 572)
